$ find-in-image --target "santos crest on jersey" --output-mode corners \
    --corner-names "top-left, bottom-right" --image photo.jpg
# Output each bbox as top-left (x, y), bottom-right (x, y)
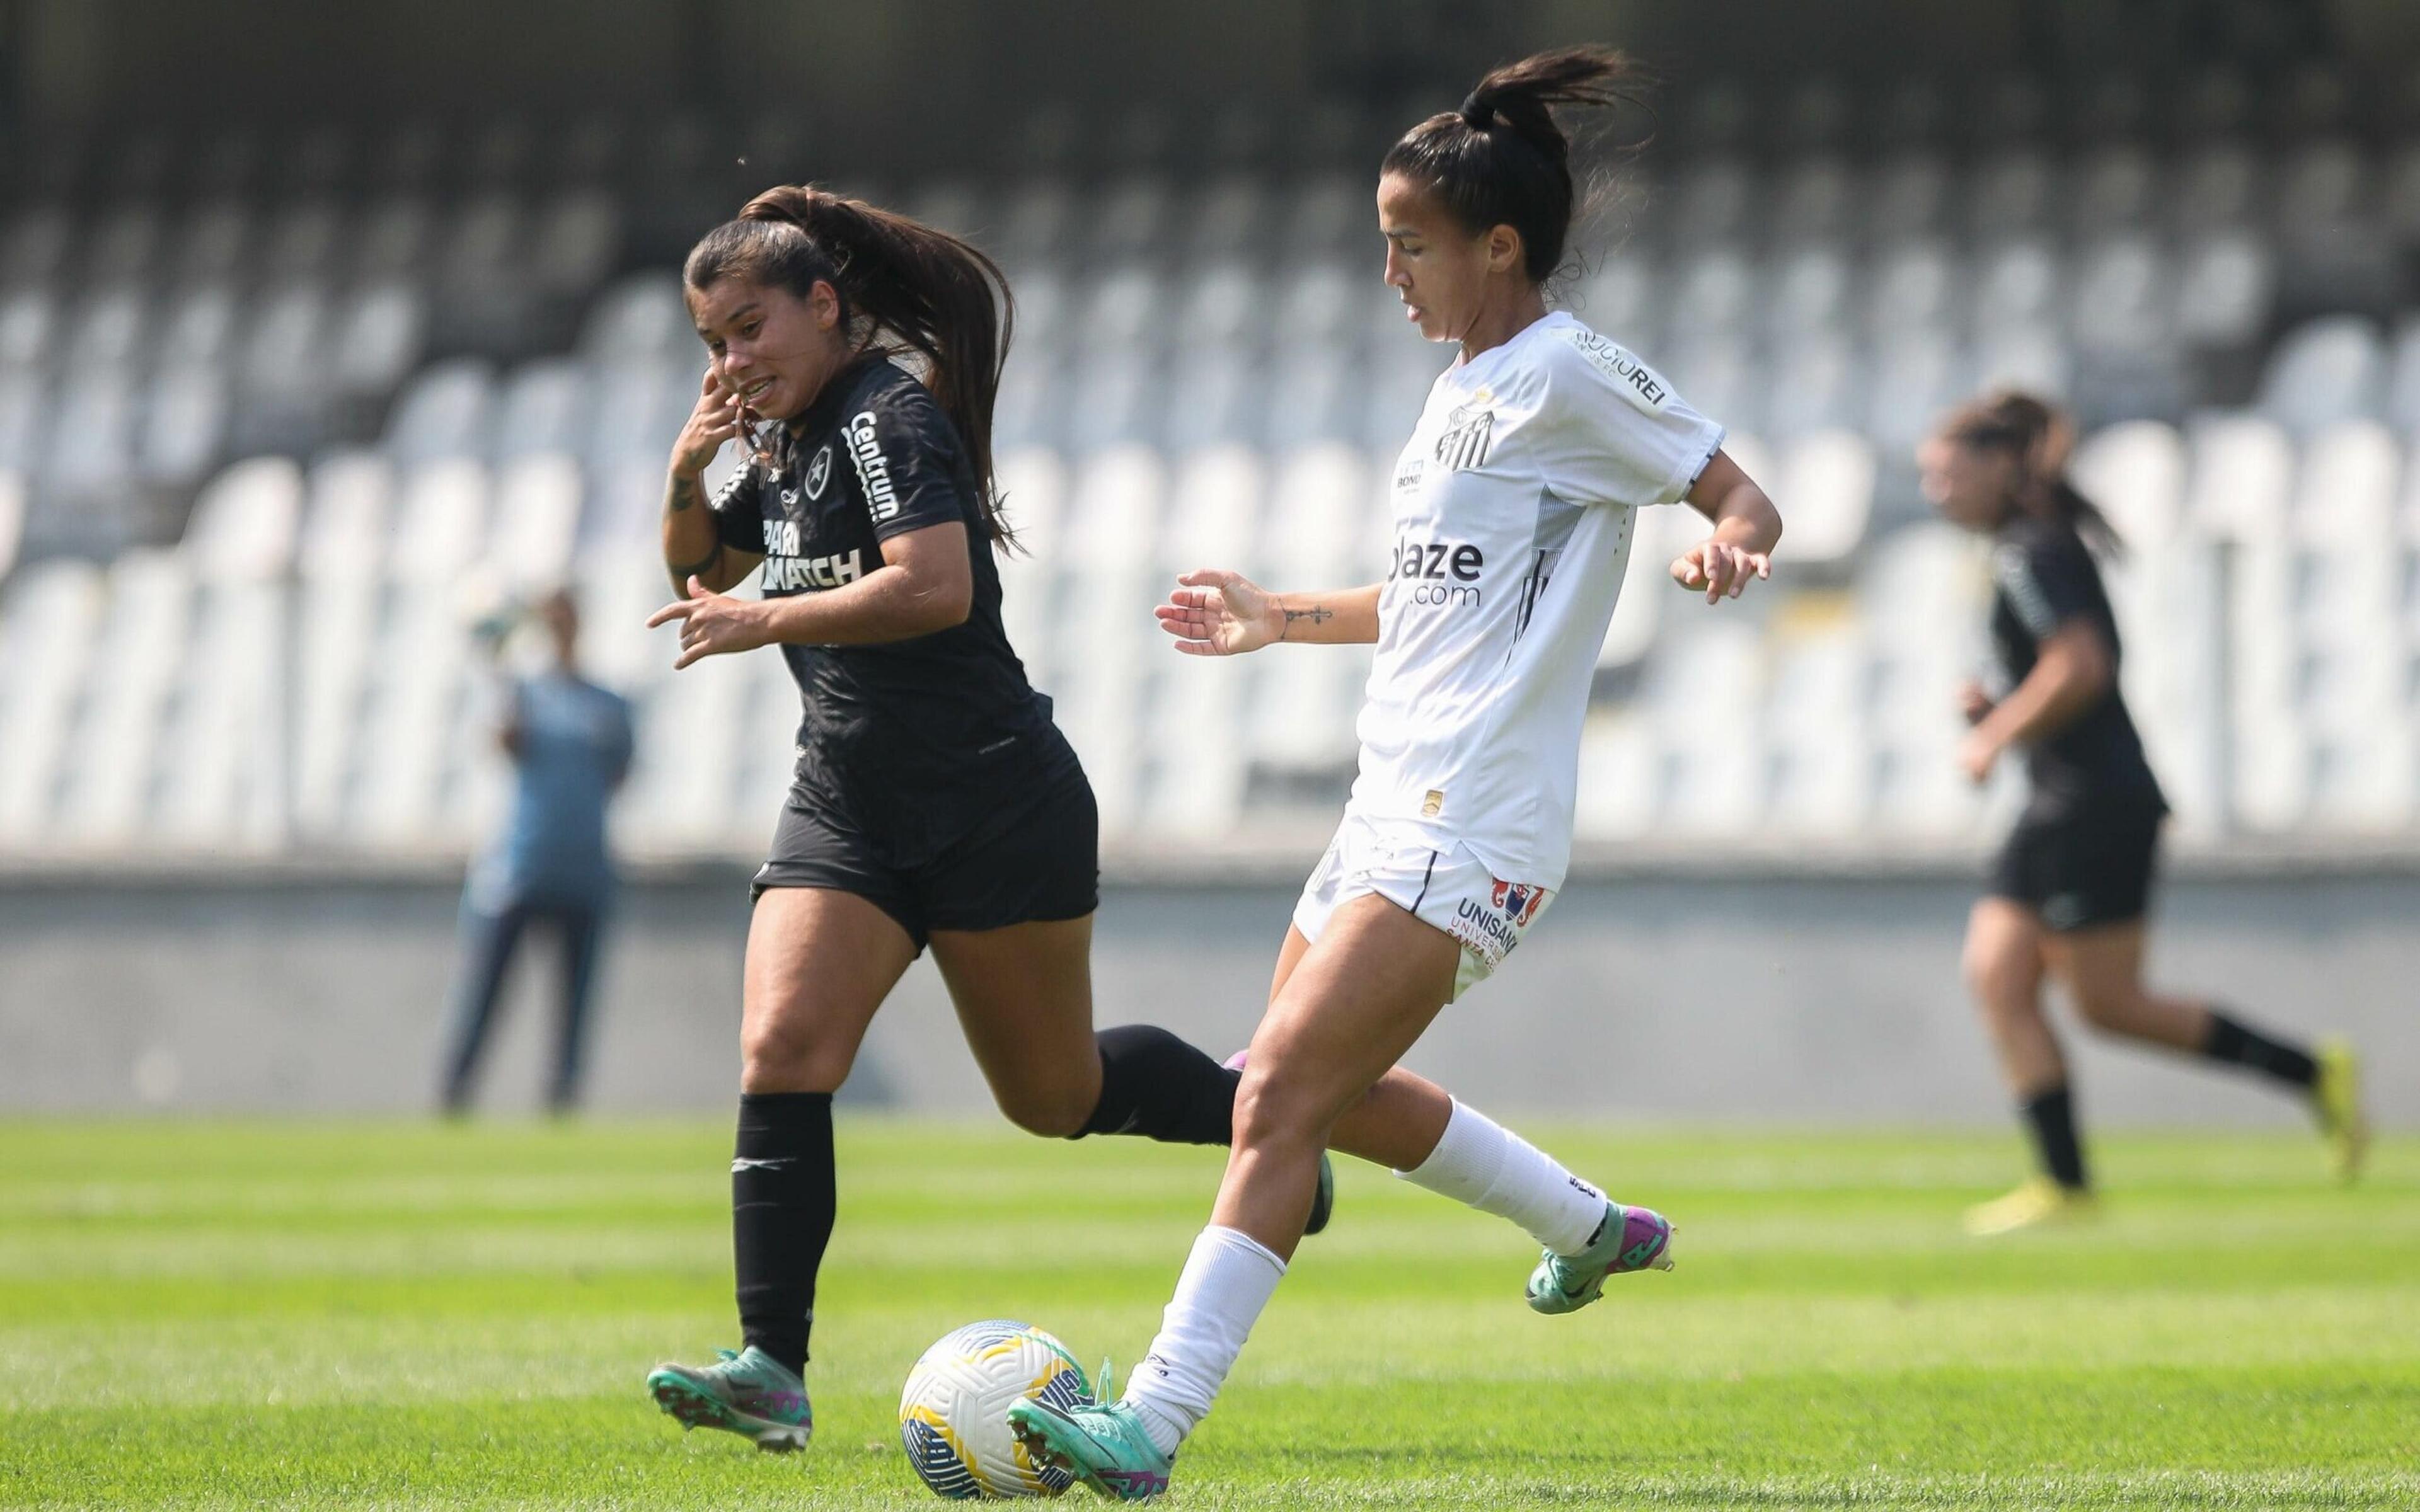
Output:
top-left (1351, 311), bottom-right (1725, 889)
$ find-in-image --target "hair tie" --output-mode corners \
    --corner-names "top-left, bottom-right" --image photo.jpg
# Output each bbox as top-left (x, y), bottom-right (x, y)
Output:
top-left (1459, 91), bottom-right (1494, 130)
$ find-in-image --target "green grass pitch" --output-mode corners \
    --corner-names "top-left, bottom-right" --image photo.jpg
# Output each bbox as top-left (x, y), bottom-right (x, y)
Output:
top-left (1, 1120), bottom-right (2413, 1509)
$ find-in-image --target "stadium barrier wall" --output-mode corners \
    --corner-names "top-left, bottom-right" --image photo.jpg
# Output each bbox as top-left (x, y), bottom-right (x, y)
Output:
top-left (1, 856), bottom-right (2409, 1127)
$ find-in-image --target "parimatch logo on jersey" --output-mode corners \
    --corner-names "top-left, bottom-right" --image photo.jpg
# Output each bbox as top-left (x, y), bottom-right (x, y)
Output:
top-left (1432, 402), bottom-right (1494, 472)
top-left (758, 520), bottom-right (865, 592)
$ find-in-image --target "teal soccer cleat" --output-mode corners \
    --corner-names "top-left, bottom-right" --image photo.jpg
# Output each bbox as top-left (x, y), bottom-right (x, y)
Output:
top-left (1526, 1202), bottom-right (1675, 1315)
top-left (646, 1345), bottom-right (812, 1451)
top-left (1006, 1363), bottom-right (1173, 1502)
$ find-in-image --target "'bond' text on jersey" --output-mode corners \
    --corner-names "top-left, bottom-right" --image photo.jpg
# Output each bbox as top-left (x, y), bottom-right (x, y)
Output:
top-left (844, 411), bottom-right (899, 521)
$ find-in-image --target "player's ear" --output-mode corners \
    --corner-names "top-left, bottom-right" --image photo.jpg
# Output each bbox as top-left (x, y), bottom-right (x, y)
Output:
top-left (811, 280), bottom-right (843, 330)
top-left (1487, 224), bottom-right (1524, 275)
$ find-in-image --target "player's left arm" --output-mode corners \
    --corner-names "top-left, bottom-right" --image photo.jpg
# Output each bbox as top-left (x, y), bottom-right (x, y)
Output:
top-left (1671, 450), bottom-right (1781, 604)
top-left (1959, 621), bottom-right (2112, 782)
top-left (647, 387), bottom-right (978, 668)
top-left (646, 521), bottom-right (973, 670)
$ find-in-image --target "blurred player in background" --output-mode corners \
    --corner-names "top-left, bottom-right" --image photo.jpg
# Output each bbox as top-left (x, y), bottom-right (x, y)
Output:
top-left (1009, 48), bottom-right (1781, 1499)
top-left (1921, 391), bottom-right (2368, 1236)
top-left (437, 588), bottom-right (635, 1116)
top-left (638, 185), bottom-right (1339, 1453)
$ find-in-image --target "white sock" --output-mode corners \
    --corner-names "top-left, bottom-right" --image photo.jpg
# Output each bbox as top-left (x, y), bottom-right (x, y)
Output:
top-left (1394, 1099), bottom-right (1608, 1256)
top-left (1119, 1225), bottom-right (1287, 1456)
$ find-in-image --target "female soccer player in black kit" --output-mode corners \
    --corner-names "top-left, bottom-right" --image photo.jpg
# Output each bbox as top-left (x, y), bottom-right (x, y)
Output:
top-left (639, 185), bottom-right (1332, 1449)
top-left (1920, 391), bottom-right (2368, 1235)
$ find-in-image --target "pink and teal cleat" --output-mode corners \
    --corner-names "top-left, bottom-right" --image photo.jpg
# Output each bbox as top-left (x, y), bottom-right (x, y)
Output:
top-left (1525, 1202), bottom-right (1675, 1315)
top-left (1006, 1364), bottom-right (1173, 1503)
top-left (646, 1345), bottom-right (811, 1451)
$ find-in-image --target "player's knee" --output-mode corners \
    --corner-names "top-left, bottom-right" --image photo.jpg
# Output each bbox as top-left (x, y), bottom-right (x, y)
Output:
top-left (739, 1013), bottom-right (851, 1093)
top-left (2070, 983), bottom-right (2141, 1035)
top-left (1962, 947), bottom-right (2034, 1016)
top-left (994, 1080), bottom-right (1092, 1139)
top-left (1231, 1058), bottom-right (1327, 1155)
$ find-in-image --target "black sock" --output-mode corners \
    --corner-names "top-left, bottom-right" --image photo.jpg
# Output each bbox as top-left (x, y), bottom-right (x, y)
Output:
top-left (2019, 1085), bottom-right (2090, 1191)
top-left (2201, 1010), bottom-right (2319, 1091)
top-left (732, 1091), bottom-right (834, 1378)
top-left (1071, 1024), bottom-right (1240, 1145)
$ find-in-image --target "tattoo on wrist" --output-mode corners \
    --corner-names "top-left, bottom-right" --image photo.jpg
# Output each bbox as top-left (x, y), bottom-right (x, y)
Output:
top-left (1281, 604), bottom-right (1332, 640)
top-left (667, 475), bottom-right (699, 512)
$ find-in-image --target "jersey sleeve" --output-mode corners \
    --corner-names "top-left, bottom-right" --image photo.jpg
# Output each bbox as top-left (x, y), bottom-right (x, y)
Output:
top-left (1992, 532), bottom-right (2099, 640)
top-left (1535, 328), bottom-right (1726, 510)
top-left (708, 460), bottom-right (769, 554)
top-left (844, 382), bottom-right (974, 542)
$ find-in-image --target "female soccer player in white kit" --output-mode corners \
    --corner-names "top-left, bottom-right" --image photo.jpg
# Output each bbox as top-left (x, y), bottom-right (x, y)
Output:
top-left (1011, 47), bottom-right (1782, 1499)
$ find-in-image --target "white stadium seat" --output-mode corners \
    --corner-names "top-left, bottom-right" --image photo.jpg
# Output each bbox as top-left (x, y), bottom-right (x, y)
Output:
top-left (2186, 413), bottom-right (2294, 542)
top-left (580, 273), bottom-right (694, 364)
top-left (2071, 420), bottom-right (2187, 550)
top-left (0, 471), bottom-right (21, 581)
top-left (2175, 230), bottom-right (2276, 348)
top-left (1775, 429), bottom-right (1876, 567)
top-left (2256, 316), bottom-right (2387, 436)
top-left (0, 561), bottom-right (104, 844)
top-left (487, 452), bottom-right (584, 589)
top-left (183, 456), bottom-right (304, 581)
top-left (384, 357), bottom-right (498, 466)
top-left (52, 551), bottom-right (192, 845)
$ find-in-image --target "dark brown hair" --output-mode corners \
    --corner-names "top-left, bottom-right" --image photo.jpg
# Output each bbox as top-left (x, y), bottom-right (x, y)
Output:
top-left (1380, 46), bottom-right (1645, 284)
top-left (1942, 389), bottom-right (2122, 556)
top-left (684, 186), bottom-right (1016, 546)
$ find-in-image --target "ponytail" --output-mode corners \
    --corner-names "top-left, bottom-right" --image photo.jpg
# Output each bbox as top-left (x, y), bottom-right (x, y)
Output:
top-left (1381, 46), bottom-right (1647, 282)
top-left (684, 186), bottom-right (1017, 547)
top-left (1942, 390), bottom-right (2123, 556)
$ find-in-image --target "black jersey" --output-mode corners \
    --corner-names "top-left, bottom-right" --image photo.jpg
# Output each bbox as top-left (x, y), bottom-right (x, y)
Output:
top-left (710, 355), bottom-right (1061, 858)
top-left (1986, 517), bottom-right (2165, 818)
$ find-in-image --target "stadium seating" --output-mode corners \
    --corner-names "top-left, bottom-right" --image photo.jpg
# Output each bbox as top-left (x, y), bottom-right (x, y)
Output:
top-left (4, 88), bottom-right (2420, 857)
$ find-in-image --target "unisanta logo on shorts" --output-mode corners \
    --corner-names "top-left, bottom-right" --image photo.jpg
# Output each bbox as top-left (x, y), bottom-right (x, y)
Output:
top-left (1489, 878), bottom-right (1546, 927)
top-left (1390, 537), bottom-right (1484, 606)
top-left (844, 411), bottom-right (899, 521)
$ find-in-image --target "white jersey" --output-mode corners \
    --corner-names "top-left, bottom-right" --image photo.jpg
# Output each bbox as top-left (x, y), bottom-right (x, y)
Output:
top-left (1347, 311), bottom-right (1724, 890)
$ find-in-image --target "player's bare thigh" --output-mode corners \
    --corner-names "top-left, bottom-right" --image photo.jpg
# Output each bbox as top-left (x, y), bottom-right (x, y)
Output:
top-left (929, 915), bottom-right (1103, 1136)
top-left (740, 886), bottom-right (920, 1094)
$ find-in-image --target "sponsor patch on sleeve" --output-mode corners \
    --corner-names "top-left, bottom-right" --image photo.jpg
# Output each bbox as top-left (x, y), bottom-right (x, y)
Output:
top-left (844, 410), bottom-right (899, 522)
top-left (1564, 328), bottom-right (1673, 413)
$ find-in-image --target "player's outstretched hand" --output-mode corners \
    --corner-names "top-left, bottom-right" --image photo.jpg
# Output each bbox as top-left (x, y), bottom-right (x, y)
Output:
top-left (647, 577), bottom-right (772, 669)
top-left (1670, 539), bottom-right (1772, 604)
top-left (1156, 569), bottom-right (1281, 656)
top-left (671, 367), bottom-right (748, 478)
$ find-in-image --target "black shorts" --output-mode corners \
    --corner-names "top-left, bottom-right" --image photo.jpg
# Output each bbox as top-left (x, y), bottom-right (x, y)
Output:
top-left (1987, 803), bottom-right (2163, 933)
top-left (751, 755), bottom-right (1099, 951)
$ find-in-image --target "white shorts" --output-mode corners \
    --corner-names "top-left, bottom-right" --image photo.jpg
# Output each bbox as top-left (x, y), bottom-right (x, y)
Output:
top-left (1290, 811), bottom-right (1555, 1002)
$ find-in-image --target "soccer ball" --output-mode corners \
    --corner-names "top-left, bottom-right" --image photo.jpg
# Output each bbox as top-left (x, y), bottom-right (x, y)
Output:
top-left (899, 1319), bottom-right (1089, 1499)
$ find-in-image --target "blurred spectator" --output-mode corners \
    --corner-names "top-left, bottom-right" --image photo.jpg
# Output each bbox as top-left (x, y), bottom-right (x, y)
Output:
top-left (437, 588), bottom-right (635, 1114)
